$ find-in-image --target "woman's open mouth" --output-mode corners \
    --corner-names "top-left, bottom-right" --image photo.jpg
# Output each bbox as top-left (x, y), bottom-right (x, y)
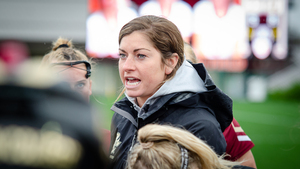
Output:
top-left (126, 77), bottom-right (141, 87)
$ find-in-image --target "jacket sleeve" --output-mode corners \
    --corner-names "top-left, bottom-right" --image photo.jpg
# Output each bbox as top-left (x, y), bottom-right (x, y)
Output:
top-left (109, 113), bottom-right (118, 155)
top-left (223, 118), bottom-right (255, 161)
top-left (186, 117), bottom-right (227, 155)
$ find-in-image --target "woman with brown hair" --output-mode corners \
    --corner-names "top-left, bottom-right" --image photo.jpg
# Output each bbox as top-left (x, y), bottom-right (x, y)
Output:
top-left (110, 15), bottom-right (233, 169)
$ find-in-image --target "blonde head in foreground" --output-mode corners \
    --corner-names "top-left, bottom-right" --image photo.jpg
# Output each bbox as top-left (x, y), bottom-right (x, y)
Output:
top-left (127, 124), bottom-right (240, 169)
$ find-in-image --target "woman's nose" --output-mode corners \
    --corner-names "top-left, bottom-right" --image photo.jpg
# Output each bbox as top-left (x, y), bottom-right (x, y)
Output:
top-left (122, 56), bottom-right (135, 71)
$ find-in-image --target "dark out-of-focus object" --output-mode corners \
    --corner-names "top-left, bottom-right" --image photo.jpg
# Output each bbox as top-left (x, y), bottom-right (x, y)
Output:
top-left (0, 40), bottom-right (29, 75)
top-left (0, 60), bottom-right (111, 168)
top-left (0, 83), bottom-right (111, 169)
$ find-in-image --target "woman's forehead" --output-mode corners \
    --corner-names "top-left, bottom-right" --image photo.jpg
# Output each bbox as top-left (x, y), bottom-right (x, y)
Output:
top-left (120, 32), bottom-right (156, 51)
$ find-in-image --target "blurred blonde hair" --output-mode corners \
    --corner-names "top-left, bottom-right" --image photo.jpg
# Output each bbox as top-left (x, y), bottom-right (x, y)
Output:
top-left (184, 42), bottom-right (198, 64)
top-left (40, 37), bottom-right (91, 67)
top-left (126, 124), bottom-right (240, 169)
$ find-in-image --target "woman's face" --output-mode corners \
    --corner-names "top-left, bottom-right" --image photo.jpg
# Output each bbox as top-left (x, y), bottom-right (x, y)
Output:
top-left (119, 31), bottom-right (172, 106)
top-left (52, 63), bottom-right (92, 102)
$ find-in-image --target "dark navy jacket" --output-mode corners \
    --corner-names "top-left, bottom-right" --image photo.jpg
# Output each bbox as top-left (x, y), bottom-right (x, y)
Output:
top-left (109, 63), bottom-right (233, 169)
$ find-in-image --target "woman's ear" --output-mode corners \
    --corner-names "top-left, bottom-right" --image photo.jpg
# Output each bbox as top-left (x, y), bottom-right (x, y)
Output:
top-left (165, 53), bottom-right (179, 75)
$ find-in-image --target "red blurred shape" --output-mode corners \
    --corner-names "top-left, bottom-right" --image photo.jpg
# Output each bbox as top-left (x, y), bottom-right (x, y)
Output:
top-left (0, 40), bottom-right (29, 74)
top-left (260, 14), bottom-right (267, 24)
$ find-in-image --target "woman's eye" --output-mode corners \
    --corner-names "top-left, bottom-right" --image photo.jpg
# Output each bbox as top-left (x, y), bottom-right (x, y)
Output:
top-left (75, 83), bottom-right (85, 89)
top-left (137, 54), bottom-right (146, 59)
top-left (119, 53), bottom-right (126, 59)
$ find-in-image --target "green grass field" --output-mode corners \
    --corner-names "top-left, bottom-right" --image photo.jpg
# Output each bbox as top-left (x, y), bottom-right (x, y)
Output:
top-left (91, 96), bottom-right (300, 169)
top-left (232, 100), bottom-right (300, 169)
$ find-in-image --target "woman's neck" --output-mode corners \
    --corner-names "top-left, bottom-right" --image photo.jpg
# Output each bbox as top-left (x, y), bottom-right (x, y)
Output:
top-left (136, 97), bottom-right (145, 108)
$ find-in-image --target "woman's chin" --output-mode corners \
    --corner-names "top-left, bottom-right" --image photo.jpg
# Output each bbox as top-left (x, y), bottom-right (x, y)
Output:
top-left (125, 90), bottom-right (140, 98)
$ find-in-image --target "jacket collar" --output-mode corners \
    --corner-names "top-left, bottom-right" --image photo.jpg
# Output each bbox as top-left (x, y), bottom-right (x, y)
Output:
top-left (113, 62), bottom-right (233, 132)
top-left (125, 60), bottom-right (207, 113)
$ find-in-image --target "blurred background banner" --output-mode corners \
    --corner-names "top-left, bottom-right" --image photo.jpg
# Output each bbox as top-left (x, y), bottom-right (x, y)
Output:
top-left (85, 0), bottom-right (138, 58)
top-left (243, 0), bottom-right (288, 60)
top-left (0, 1), bottom-right (300, 169)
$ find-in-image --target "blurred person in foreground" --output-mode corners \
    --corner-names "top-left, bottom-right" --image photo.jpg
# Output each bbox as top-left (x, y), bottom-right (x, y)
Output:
top-left (184, 42), bottom-right (257, 169)
top-left (40, 37), bottom-right (111, 154)
top-left (127, 124), bottom-right (255, 169)
top-left (0, 39), bottom-right (110, 168)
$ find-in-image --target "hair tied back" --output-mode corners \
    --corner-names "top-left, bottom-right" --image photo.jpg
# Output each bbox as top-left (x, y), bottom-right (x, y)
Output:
top-left (57, 44), bottom-right (69, 50)
top-left (140, 142), bottom-right (154, 149)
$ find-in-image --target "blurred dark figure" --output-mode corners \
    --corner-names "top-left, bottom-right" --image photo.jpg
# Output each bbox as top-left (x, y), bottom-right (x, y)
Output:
top-left (0, 40), bottom-right (111, 169)
top-left (40, 37), bottom-right (111, 154)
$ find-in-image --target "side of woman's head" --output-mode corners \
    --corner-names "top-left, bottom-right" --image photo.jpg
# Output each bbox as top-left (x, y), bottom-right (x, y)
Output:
top-left (40, 37), bottom-right (93, 102)
top-left (127, 124), bottom-right (238, 169)
top-left (119, 15), bottom-right (184, 80)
